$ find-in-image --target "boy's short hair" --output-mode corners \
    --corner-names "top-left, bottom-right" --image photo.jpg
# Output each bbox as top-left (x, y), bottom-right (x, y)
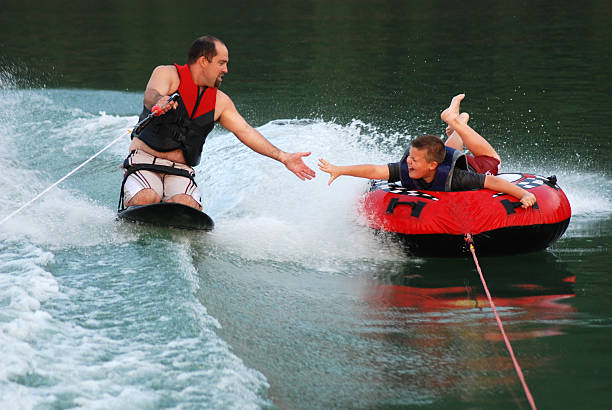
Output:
top-left (411, 135), bottom-right (446, 163)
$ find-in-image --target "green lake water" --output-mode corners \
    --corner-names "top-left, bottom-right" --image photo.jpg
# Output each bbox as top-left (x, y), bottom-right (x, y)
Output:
top-left (1, 1), bottom-right (610, 408)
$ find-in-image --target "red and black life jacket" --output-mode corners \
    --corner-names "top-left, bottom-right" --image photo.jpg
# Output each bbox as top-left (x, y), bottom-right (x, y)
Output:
top-left (132, 64), bottom-right (217, 166)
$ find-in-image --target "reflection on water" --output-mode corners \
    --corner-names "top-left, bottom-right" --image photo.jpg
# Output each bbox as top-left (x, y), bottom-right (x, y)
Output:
top-left (363, 252), bottom-right (576, 324)
top-left (355, 252), bottom-right (577, 406)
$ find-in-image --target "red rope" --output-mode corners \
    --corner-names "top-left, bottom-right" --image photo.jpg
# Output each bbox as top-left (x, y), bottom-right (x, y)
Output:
top-left (465, 234), bottom-right (537, 410)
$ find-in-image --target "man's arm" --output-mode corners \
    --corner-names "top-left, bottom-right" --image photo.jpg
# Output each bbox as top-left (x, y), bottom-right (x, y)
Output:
top-left (216, 91), bottom-right (315, 180)
top-left (318, 159), bottom-right (390, 186)
top-left (484, 175), bottom-right (536, 208)
top-left (143, 65), bottom-right (180, 113)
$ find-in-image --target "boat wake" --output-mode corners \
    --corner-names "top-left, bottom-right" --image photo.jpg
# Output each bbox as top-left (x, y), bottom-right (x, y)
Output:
top-left (0, 86), bottom-right (609, 407)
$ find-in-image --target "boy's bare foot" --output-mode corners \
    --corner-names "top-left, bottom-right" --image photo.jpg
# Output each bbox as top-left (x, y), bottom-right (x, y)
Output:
top-left (446, 112), bottom-right (470, 137)
top-left (441, 93), bottom-right (466, 123)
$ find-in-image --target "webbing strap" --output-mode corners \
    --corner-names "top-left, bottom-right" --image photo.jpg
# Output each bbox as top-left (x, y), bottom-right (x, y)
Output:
top-left (122, 162), bottom-right (193, 179)
top-left (117, 160), bottom-right (197, 212)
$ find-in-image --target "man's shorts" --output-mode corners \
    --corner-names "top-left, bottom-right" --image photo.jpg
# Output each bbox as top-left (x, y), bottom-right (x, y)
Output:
top-left (466, 155), bottom-right (501, 175)
top-left (122, 150), bottom-right (202, 206)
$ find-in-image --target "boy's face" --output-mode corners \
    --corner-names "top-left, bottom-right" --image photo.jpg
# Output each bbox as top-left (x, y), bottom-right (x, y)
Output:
top-left (406, 146), bottom-right (438, 181)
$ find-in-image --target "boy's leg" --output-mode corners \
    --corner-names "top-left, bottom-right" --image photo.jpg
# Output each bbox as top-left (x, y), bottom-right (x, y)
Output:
top-left (441, 94), bottom-right (500, 161)
top-left (444, 112), bottom-right (470, 151)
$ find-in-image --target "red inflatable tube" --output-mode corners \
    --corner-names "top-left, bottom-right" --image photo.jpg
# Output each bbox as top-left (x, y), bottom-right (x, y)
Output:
top-left (360, 173), bottom-right (571, 256)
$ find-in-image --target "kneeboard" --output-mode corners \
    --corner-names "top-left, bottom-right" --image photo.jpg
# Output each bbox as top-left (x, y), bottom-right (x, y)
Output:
top-left (118, 202), bottom-right (214, 231)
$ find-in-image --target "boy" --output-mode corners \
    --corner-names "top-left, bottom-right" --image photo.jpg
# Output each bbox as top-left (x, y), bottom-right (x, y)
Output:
top-left (318, 94), bottom-right (536, 208)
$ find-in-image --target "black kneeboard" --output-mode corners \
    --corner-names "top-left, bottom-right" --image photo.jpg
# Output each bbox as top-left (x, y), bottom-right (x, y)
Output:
top-left (117, 202), bottom-right (214, 231)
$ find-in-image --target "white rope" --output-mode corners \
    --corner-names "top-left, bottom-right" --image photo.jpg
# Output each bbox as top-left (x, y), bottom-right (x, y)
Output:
top-left (0, 129), bottom-right (130, 226)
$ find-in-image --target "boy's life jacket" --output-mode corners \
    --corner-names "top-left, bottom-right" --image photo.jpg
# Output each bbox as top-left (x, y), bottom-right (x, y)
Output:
top-left (398, 146), bottom-right (469, 191)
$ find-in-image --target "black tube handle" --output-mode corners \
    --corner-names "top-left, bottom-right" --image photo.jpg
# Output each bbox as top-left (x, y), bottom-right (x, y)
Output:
top-left (500, 198), bottom-right (538, 215)
top-left (386, 198), bottom-right (426, 217)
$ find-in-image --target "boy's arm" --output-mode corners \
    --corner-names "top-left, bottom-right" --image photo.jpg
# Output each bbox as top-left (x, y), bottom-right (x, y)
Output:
top-left (484, 175), bottom-right (536, 208)
top-left (318, 159), bottom-right (390, 186)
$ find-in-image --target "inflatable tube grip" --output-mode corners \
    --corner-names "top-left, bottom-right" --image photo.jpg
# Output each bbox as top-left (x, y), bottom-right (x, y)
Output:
top-left (386, 198), bottom-right (426, 217)
top-left (545, 175), bottom-right (559, 189)
top-left (501, 198), bottom-right (539, 215)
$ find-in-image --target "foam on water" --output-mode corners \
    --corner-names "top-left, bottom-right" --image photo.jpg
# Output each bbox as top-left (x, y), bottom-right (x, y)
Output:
top-left (197, 117), bottom-right (610, 267)
top-left (0, 238), bottom-right (269, 409)
top-left (0, 241), bottom-right (59, 408)
top-left (502, 147), bottom-right (611, 218)
top-left (554, 171), bottom-right (611, 216)
top-left (0, 84), bottom-right (609, 407)
top-left (198, 119), bottom-right (407, 270)
top-left (0, 86), bottom-right (136, 248)
top-left (0, 85), bottom-right (270, 408)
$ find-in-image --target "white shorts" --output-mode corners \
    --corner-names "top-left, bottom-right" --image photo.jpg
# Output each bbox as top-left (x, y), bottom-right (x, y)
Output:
top-left (123, 150), bottom-right (201, 206)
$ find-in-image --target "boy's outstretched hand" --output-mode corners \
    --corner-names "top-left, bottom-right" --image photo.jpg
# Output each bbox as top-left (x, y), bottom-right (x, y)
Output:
top-left (318, 158), bottom-right (341, 186)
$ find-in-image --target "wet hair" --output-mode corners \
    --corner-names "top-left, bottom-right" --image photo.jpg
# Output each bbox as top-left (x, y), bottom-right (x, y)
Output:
top-left (187, 35), bottom-right (223, 64)
top-left (410, 135), bottom-right (446, 163)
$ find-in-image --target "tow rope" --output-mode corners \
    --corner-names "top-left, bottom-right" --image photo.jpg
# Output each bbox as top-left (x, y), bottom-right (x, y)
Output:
top-left (0, 129), bottom-right (131, 226)
top-left (0, 94), bottom-right (179, 227)
top-left (464, 233), bottom-right (537, 410)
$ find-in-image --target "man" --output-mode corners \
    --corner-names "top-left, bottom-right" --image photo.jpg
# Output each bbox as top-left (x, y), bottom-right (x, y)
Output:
top-left (318, 94), bottom-right (536, 208)
top-left (122, 35), bottom-right (315, 210)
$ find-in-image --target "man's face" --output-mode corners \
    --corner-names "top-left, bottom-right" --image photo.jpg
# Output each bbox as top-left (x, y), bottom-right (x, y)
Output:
top-left (406, 146), bottom-right (437, 181)
top-left (201, 42), bottom-right (229, 88)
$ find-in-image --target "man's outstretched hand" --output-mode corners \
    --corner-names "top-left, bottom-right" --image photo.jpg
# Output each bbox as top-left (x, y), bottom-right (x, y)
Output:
top-left (282, 151), bottom-right (316, 180)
